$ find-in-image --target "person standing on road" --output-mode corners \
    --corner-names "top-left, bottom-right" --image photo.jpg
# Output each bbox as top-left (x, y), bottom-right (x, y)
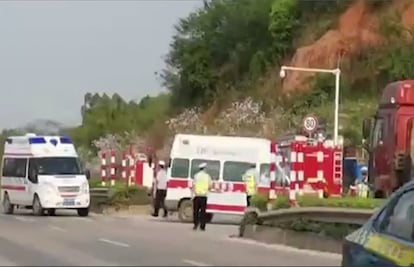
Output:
top-left (192, 162), bottom-right (212, 231)
top-left (242, 163), bottom-right (259, 207)
top-left (152, 160), bottom-right (168, 218)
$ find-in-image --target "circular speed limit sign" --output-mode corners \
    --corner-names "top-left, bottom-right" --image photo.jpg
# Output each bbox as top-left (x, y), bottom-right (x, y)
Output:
top-left (303, 115), bottom-right (318, 133)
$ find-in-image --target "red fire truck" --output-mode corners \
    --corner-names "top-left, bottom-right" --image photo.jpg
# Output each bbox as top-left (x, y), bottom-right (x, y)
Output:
top-left (275, 135), bottom-right (343, 199)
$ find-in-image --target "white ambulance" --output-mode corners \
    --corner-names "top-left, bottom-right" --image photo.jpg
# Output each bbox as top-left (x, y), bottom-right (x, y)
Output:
top-left (1, 134), bottom-right (91, 216)
top-left (164, 134), bottom-right (272, 222)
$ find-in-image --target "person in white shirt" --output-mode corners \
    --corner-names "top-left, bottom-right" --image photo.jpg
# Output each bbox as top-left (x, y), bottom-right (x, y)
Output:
top-left (152, 160), bottom-right (168, 218)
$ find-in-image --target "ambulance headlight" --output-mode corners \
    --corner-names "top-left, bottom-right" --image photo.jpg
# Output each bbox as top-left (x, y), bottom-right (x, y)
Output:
top-left (81, 182), bottom-right (89, 194)
top-left (44, 182), bottom-right (55, 193)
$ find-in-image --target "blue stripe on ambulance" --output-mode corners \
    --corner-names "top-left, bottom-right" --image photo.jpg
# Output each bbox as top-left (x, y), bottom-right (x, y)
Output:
top-left (28, 137), bottom-right (47, 144)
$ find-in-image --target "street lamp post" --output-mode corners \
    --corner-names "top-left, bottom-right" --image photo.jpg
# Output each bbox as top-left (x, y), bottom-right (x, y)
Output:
top-left (280, 66), bottom-right (341, 146)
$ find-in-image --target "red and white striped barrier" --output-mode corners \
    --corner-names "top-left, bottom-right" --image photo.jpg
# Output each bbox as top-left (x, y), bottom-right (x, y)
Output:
top-left (288, 142), bottom-right (298, 207)
top-left (100, 149), bottom-right (135, 186)
top-left (99, 149), bottom-right (155, 188)
top-left (316, 141), bottom-right (325, 199)
top-left (100, 152), bottom-right (107, 186)
top-left (267, 142), bottom-right (278, 210)
top-left (110, 150), bottom-right (116, 186)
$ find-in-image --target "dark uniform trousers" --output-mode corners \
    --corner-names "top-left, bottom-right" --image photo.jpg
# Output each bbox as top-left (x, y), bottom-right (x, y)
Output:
top-left (153, 189), bottom-right (167, 217)
top-left (193, 196), bottom-right (208, 230)
top-left (246, 195), bottom-right (252, 207)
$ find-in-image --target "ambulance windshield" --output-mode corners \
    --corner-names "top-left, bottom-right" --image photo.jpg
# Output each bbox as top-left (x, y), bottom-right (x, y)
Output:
top-left (30, 157), bottom-right (82, 176)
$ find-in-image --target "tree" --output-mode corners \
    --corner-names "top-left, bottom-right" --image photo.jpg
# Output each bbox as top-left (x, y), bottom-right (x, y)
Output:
top-left (162, 0), bottom-right (275, 109)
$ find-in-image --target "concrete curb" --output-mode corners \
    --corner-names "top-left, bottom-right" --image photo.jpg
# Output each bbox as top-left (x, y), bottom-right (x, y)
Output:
top-left (91, 205), bottom-right (152, 216)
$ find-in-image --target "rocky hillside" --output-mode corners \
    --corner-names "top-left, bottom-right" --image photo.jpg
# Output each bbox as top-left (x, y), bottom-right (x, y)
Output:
top-left (284, 0), bottom-right (414, 92)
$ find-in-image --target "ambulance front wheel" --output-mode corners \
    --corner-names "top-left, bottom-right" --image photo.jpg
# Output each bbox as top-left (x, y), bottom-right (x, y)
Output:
top-left (32, 194), bottom-right (45, 216)
top-left (77, 208), bottom-right (89, 217)
top-left (2, 192), bottom-right (14, 214)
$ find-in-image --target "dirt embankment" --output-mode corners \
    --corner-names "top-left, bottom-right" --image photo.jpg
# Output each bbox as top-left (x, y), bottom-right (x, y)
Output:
top-left (282, 0), bottom-right (414, 92)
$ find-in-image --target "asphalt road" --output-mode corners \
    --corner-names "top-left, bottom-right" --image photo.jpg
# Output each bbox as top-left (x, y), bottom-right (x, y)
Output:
top-left (0, 209), bottom-right (341, 266)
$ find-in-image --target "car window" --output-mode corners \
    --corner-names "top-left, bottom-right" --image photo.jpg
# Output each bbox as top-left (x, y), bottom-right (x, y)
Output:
top-left (372, 118), bottom-right (384, 146)
top-left (223, 161), bottom-right (251, 182)
top-left (170, 158), bottom-right (189, 178)
top-left (190, 159), bottom-right (220, 180)
top-left (259, 163), bottom-right (270, 186)
top-left (378, 189), bottom-right (414, 241)
top-left (2, 158), bottom-right (27, 178)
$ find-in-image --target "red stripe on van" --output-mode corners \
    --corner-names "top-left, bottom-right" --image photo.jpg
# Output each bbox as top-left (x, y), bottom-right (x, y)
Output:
top-left (167, 179), bottom-right (189, 188)
top-left (1, 185), bottom-right (26, 191)
top-left (206, 203), bottom-right (246, 213)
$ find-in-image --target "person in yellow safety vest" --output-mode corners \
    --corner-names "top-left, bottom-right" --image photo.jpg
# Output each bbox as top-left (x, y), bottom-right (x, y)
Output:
top-left (242, 163), bottom-right (259, 207)
top-left (192, 162), bottom-right (212, 231)
top-left (356, 166), bottom-right (369, 198)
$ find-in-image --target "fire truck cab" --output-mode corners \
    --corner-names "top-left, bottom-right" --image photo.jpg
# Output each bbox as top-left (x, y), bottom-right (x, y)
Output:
top-left (362, 80), bottom-right (414, 198)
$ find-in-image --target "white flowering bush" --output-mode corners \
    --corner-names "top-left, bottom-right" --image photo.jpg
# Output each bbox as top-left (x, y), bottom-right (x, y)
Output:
top-left (212, 97), bottom-right (266, 136)
top-left (166, 97), bottom-right (272, 137)
top-left (166, 107), bottom-right (206, 134)
top-left (85, 97), bottom-right (299, 171)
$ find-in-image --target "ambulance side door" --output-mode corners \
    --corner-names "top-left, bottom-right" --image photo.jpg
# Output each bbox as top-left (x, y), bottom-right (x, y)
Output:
top-left (22, 157), bottom-right (35, 205)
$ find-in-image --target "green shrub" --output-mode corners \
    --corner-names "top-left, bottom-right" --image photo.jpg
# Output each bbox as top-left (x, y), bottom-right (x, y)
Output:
top-left (109, 185), bottom-right (151, 206)
top-left (89, 178), bottom-right (103, 188)
top-left (252, 193), bottom-right (384, 211)
top-left (89, 177), bottom-right (130, 189)
top-left (89, 178), bottom-right (151, 207)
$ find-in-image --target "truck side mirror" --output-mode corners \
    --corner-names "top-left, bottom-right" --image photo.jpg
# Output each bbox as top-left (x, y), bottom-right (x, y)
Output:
top-left (362, 118), bottom-right (372, 140)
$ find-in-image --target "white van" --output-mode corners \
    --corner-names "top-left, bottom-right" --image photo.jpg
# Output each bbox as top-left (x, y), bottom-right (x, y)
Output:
top-left (0, 134), bottom-right (91, 216)
top-left (165, 134), bottom-right (272, 222)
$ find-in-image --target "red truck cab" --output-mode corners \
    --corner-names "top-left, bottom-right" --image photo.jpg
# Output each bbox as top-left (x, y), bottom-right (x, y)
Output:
top-left (363, 80), bottom-right (414, 198)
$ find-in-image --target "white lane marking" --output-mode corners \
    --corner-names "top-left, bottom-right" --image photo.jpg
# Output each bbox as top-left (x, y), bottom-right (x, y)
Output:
top-left (182, 259), bottom-right (212, 266)
top-left (13, 216), bottom-right (34, 222)
top-left (225, 237), bottom-right (341, 259)
top-left (73, 217), bottom-right (94, 222)
top-left (48, 225), bottom-right (67, 232)
top-left (98, 238), bottom-right (130, 248)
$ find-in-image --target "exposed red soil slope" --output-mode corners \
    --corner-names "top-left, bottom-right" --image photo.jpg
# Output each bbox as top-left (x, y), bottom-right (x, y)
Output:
top-left (282, 0), bottom-right (414, 92)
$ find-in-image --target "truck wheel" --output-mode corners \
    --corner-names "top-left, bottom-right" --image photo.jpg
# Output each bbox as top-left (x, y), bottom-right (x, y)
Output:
top-left (374, 190), bottom-right (385, 199)
top-left (32, 195), bottom-right (45, 216)
top-left (206, 213), bottom-right (214, 223)
top-left (178, 199), bottom-right (193, 223)
top-left (2, 193), bottom-right (14, 214)
top-left (77, 208), bottom-right (89, 217)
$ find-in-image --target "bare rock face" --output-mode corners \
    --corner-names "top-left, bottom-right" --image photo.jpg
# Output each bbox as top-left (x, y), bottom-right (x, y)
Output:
top-left (282, 0), bottom-right (384, 92)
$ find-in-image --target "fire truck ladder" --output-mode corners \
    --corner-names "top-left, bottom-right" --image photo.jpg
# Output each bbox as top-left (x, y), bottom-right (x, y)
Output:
top-left (333, 151), bottom-right (342, 184)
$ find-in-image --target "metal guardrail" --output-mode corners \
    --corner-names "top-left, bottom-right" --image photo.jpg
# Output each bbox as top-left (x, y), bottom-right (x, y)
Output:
top-left (259, 207), bottom-right (375, 225)
top-left (239, 207), bottom-right (376, 237)
top-left (90, 187), bottom-right (112, 205)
